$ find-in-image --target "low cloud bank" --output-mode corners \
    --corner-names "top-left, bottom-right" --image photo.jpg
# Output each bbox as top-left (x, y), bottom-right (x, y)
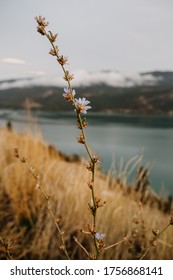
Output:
top-left (0, 70), bottom-right (162, 90)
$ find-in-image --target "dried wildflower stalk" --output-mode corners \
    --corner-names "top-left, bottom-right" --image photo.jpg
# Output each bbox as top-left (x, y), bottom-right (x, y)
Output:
top-left (14, 148), bottom-right (70, 260)
top-left (35, 15), bottom-right (104, 259)
top-left (139, 216), bottom-right (173, 260)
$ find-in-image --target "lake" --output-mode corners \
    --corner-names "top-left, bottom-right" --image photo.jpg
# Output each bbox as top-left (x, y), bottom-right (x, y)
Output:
top-left (0, 109), bottom-right (173, 196)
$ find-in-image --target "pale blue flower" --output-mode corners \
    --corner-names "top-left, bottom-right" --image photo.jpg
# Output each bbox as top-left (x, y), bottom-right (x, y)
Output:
top-left (63, 87), bottom-right (76, 101)
top-left (75, 97), bottom-right (91, 114)
top-left (95, 232), bottom-right (105, 240)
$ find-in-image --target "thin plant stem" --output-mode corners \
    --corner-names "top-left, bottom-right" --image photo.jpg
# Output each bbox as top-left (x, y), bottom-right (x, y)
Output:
top-left (104, 236), bottom-right (128, 251)
top-left (140, 223), bottom-right (171, 260)
top-left (16, 154), bottom-right (70, 260)
top-left (73, 237), bottom-right (91, 259)
top-left (26, 160), bottom-right (70, 260)
top-left (40, 22), bottom-right (100, 258)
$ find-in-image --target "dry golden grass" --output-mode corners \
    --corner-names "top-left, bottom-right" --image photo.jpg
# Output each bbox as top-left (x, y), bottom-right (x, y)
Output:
top-left (0, 126), bottom-right (172, 259)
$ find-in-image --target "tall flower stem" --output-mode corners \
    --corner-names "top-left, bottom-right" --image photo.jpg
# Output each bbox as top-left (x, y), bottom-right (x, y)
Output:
top-left (35, 16), bottom-right (100, 258)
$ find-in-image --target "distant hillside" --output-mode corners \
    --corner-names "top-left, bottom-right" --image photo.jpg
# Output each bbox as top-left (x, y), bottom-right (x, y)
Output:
top-left (0, 71), bottom-right (173, 115)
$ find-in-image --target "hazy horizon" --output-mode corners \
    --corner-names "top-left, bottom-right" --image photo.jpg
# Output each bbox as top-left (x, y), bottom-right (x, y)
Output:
top-left (1, 0), bottom-right (173, 82)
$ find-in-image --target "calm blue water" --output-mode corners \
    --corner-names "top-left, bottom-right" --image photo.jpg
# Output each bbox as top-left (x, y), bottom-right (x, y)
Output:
top-left (0, 110), bottom-right (173, 196)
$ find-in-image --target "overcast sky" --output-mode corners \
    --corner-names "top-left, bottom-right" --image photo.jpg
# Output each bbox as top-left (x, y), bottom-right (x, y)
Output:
top-left (1, 0), bottom-right (173, 83)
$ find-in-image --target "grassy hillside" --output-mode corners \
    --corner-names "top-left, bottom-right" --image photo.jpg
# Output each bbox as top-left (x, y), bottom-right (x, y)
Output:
top-left (0, 127), bottom-right (172, 259)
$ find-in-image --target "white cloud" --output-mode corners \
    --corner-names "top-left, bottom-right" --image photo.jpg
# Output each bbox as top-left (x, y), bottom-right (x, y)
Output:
top-left (0, 70), bottom-right (162, 90)
top-left (70, 70), bottom-right (162, 87)
top-left (0, 57), bottom-right (26, 64)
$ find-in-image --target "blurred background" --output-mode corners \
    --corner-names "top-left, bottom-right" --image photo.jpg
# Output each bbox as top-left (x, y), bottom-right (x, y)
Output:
top-left (0, 0), bottom-right (173, 195)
